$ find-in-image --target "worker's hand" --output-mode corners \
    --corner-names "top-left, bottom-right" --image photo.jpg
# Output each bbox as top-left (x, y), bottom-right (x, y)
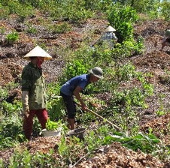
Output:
top-left (22, 106), bottom-right (30, 118)
top-left (90, 102), bottom-right (101, 109)
top-left (81, 102), bottom-right (87, 111)
top-left (23, 111), bottom-right (30, 118)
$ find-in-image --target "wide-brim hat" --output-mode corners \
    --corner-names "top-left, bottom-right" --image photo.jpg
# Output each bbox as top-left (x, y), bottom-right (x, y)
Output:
top-left (89, 67), bottom-right (103, 79)
top-left (24, 46), bottom-right (52, 60)
top-left (105, 26), bottom-right (116, 32)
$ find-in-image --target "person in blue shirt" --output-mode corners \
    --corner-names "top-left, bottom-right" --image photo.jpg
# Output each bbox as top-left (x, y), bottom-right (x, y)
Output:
top-left (60, 67), bottom-right (103, 130)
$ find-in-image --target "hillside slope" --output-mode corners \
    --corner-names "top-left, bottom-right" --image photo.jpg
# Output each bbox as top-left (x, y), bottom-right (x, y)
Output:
top-left (0, 15), bottom-right (170, 167)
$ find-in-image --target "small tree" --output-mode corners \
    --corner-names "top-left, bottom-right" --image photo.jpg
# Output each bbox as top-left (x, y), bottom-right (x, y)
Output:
top-left (160, 1), bottom-right (170, 21)
top-left (107, 4), bottom-right (138, 43)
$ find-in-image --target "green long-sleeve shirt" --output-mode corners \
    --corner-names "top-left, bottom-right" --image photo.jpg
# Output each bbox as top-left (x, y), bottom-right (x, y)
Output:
top-left (21, 62), bottom-right (47, 110)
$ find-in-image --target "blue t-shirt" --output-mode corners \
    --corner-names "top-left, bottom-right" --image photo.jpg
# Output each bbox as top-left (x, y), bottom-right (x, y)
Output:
top-left (60, 74), bottom-right (90, 96)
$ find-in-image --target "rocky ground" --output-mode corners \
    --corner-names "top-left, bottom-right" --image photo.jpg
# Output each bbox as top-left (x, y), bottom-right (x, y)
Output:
top-left (0, 15), bottom-right (170, 167)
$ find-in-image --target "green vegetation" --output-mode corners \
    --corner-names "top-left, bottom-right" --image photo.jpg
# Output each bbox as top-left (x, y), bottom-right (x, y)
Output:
top-left (46, 119), bottom-right (64, 131)
top-left (48, 22), bottom-right (72, 34)
top-left (6, 32), bottom-right (19, 44)
top-left (25, 25), bottom-right (38, 35)
top-left (0, 0), bottom-right (170, 167)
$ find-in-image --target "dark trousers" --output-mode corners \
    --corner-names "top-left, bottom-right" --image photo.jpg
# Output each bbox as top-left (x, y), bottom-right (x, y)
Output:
top-left (60, 92), bottom-right (76, 119)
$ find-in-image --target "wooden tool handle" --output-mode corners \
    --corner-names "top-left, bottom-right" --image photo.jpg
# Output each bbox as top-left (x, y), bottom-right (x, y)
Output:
top-left (86, 108), bottom-right (120, 131)
top-left (76, 102), bottom-right (120, 131)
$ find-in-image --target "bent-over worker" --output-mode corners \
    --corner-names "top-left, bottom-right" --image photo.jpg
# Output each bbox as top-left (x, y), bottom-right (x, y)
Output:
top-left (60, 67), bottom-right (103, 130)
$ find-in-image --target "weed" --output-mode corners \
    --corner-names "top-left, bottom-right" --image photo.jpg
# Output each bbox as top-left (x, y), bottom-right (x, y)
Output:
top-left (26, 26), bottom-right (37, 34)
top-left (48, 22), bottom-right (71, 34)
top-left (0, 26), bottom-right (5, 34)
top-left (6, 32), bottom-right (19, 44)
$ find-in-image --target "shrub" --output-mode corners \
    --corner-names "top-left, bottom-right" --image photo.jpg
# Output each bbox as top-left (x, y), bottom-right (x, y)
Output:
top-left (26, 26), bottom-right (38, 34)
top-left (59, 59), bottom-right (89, 84)
top-left (61, 0), bottom-right (93, 23)
top-left (104, 132), bottom-right (160, 153)
top-left (1, 0), bottom-right (33, 21)
top-left (0, 26), bottom-right (5, 34)
top-left (160, 1), bottom-right (170, 21)
top-left (47, 96), bottom-right (66, 121)
top-left (48, 22), bottom-right (72, 34)
top-left (0, 115), bottom-right (24, 149)
top-left (0, 4), bottom-right (10, 19)
top-left (6, 32), bottom-right (19, 44)
top-left (107, 5), bottom-right (138, 42)
top-left (84, 0), bottom-right (112, 11)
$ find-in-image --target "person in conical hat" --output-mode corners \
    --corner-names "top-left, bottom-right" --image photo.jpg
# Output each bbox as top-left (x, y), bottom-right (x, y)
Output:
top-left (102, 25), bottom-right (117, 42)
top-left (161, 29), bottom-right (170, 50)
top-left (24, 45), bottom-right (52, 60)
top-left (21, 46), bottom-right (52, 140)
top-left (91, 25), bottom-right (117, 49)
top-left (60, 67), bottom-right (103, 130)
top-left (105, 26), bottom-right (116, 32)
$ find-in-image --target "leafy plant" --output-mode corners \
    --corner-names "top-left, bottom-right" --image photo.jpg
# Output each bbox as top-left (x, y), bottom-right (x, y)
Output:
top-left (0, 86), bottom-right (8, 100)
top-left (26, 25), bottom-right (37, 34)
top-left (58, 135), bottom-right (70, 158)
top-left (6, 32), bottom-right (19, 44)
top-left (60, 0), bottom-right (93, 23)
top-left (0, 3), bottom-right (10, 19)
top-left (0, 0), bottom-right (34, 22)
top-left (46, 119), bottom-right (63, 131)
top-left (3, 148), bottom-right (59, 168)
top-left (1, 101), bottom-right (22, 117)
top-left (0, 115), bottom-right (25, 149)
top-left (48, 22), bottom-right (72, 34)
top-left (59, 59), bottom-right (89, 84)
top-left (156, 94), bottom-right (166, 116)
top-left (47, 96), bottom-right (65, 121)
top-left (160, 1), bottom-right (170, 21)
top-left (0, 26), bottom-right (5, 34)
top-left (115, 63), bottom-right (136, 82)
top-left (104, 132), bottom-right (160, 153)
top-left (108, 4), bottom-right (138, 42)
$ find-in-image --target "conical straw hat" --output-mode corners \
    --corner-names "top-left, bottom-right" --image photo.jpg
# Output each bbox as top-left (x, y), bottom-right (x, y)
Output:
top-left (24, 46), bottom-right (52, 60)
top-left (105, 26), bottom-right (116, 32)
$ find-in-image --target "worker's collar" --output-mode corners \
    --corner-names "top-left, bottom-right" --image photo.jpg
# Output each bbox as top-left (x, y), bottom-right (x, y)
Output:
top-left (29, 62), bottom-right (41, 69)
